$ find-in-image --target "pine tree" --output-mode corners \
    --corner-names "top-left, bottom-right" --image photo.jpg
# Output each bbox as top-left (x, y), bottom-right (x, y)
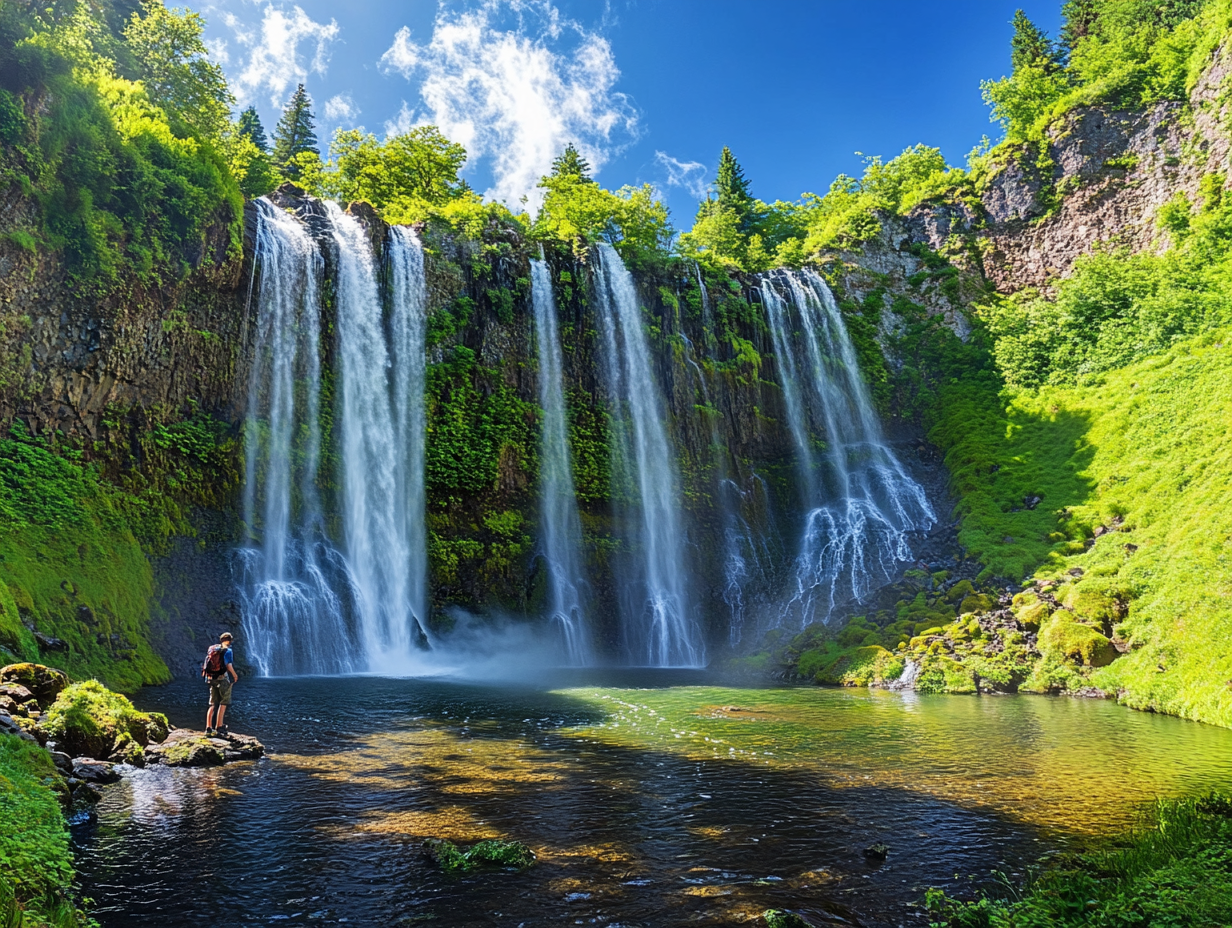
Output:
top-left (715, 146), bottom-right (751, 210)
top-left (1010, 10), bottom-right (1061, 73)
top-left (237, 106), bottom-right (269, 154)
top-left (271, 85), bottom-right (318, 180)
top-left (550, 143), bottom-right (593, 182)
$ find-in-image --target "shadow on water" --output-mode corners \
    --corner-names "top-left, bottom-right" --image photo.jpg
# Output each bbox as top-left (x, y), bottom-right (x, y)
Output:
top-left (72, 674), bottom-right (1232, 928)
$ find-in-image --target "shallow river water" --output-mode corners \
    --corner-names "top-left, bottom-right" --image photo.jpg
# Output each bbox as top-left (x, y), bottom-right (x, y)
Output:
top-left (72, 673), bottom-right (1232, 927)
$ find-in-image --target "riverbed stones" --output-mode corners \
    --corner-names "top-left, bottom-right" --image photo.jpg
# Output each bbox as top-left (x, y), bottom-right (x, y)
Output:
top-left (71, 757), bottom-right (121, 783)
top-left (143, 729), bottom-right (264, 767)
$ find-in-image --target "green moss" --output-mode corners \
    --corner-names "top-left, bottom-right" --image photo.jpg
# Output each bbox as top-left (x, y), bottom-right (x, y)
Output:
top-left (1039, 613), bottom-right (1117, 668)
top-left (423, 837), bottom-right (535, 873)
top-left (41, 679), bottom-right (169, 759)
top-left (0, 734), bottom-right (80, 926)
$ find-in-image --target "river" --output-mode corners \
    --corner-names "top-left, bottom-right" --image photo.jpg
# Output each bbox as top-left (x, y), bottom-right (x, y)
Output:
top-left (72, 674), bottom-right (1232, 927)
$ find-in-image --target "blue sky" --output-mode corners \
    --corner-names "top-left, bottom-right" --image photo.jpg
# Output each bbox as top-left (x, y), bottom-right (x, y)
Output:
top-left (197, 0), bottom-right (1063, 221)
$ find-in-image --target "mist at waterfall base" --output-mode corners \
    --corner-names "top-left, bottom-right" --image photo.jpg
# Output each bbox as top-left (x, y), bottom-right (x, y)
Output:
top-left (238, 197), bottom-right (933, 675)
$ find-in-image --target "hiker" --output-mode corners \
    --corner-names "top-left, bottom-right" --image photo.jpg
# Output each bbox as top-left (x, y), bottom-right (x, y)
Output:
top-left (202, 632), bottom-right (238, 736)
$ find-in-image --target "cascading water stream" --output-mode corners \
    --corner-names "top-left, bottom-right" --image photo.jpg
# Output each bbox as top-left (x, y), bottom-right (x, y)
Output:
top-left (763, 269), bottom-right (935, 624)
top-left (240, 199), bottom-right (353, 676)
top-left (594, 243), bottom-right (703, 667)
top-left (328, 203), bottom-right (430, 669)
top-left (241, 201), bottom-right (430, 675)
top-left (531, 256), bottom-right (591, 664)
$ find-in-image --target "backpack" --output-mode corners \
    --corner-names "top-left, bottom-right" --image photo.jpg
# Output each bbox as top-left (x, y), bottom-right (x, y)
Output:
top-left (203, 644), bottom-right (228, 678)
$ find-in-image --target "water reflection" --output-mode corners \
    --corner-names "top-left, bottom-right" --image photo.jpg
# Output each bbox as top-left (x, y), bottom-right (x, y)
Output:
top-left (72, 676), bottom-right (1232, 927)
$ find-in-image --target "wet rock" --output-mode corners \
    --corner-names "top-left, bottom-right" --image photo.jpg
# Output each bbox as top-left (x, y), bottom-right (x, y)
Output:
top-left (0, 663), bottom-right (68, 708)
top-left (1024, 495), bottom-right (1043, 510)
top-left (50, 750), bottom-right (74, 775)
top-left (143, 729), bottom-right (264, 767)
top-left (0, 709), bottom-right (37, 743)
top-left (72, 757), bottom-right (121, 783)
top-left (863, 842), bottom-right (890, 861)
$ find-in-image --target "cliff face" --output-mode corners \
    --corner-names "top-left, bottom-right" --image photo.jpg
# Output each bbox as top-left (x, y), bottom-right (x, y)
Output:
top-left (906, 42), bottom-right (1232, 294)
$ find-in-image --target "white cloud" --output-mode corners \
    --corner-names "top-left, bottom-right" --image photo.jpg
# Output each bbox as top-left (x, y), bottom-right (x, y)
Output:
top-left (383, 100), bottom-right (419, 138)
top-left (324, 93), bottom-right (360, 123)
top-left (227, 6), bottom-right (340, 108)
top-left (655, 151), bottom-right (709, 199)
top-left (379, 2), bottom-right (638, 208)
top-left (205, 37), bottom-right (230, 66)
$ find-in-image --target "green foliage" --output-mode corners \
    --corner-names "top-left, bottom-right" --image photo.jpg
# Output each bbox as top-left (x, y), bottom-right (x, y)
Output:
top-left (122, 0), bottom-right (232, 141)
top-left (981, 0), bottom-right (1223, 143)
top-left (424, 838), bottom-right (535, 873)
top-left (550, 142), bottom-right (591, 182)
top-left (41, 679), bottom-right (168, 755)
top-left (0, 0), bottom-right (243, 291)
top-left (425, 346), bottom-right (536, 497)
top-left (0, 735), bottom-right (80, 927)
top-left (981, 194), bottom-right (1232, 388)
top-left (322, 125), bottom-right (472, 222)
top-left (271, 83), bottom-right (318, 180)
top-left (533, 172), bottom-right (671, 264)
top-left (928, 795), bottom-right (1232, 927)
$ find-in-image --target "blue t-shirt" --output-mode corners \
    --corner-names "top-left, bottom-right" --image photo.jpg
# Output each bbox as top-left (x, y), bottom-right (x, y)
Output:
top-left (221, 647), bottom-right (233, 667)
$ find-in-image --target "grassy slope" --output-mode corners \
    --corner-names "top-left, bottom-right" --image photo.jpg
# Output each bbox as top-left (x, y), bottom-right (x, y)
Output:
top-left (0, 733), bottom-right (77, 926)
top-left (932, 329), bottom-right (1232, 726)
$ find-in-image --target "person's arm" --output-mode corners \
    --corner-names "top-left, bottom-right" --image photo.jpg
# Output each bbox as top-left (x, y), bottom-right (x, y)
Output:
top-left (226, 661), bottom-right (238, 684)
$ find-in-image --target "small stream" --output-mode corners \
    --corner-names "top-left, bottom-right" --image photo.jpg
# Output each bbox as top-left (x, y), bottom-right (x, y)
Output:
top-left (72, 675), bottom-right (1232, 927)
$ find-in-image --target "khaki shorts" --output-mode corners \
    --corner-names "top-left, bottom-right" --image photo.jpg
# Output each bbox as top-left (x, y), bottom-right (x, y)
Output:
top-left (208, 675), bottom-right (233, 706)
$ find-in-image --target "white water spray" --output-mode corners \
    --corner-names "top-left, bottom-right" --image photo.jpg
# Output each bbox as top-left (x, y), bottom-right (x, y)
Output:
top-left (531, 256), bottom-right (592, 663)
top-left (594, 243), bottom-right (703, 667)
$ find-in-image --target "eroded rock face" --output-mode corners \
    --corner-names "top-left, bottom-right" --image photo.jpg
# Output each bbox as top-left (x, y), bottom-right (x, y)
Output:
top-left (905, 42), bottom-right (1232, 294)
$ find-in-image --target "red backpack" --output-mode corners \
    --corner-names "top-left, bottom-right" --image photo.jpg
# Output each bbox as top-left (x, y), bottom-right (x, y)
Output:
top-left (203, 644), bottom-right (228, 678)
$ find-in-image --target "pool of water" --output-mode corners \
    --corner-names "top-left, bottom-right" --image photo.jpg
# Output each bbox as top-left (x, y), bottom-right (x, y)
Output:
top-left (72, 673), bottom-right (1232, 927)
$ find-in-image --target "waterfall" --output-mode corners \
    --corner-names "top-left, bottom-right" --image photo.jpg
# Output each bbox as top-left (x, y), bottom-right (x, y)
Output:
top-left (594, 243), bottom-right (703, 667)
top-left (240, 200), bottom-right (430, 675)
top-left (763, 268), bottom-right (935, 624)
top-left (530, 256), bottom-right (591, 663)
top-left (240, 199), bottom-right (354, 676)
top-left (328, 203), bottom-right (429, 669)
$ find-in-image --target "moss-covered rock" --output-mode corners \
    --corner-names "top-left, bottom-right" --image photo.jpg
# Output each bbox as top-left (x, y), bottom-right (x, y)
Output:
top-left (1040, 613), bottom-right (1117, 668)
top-left (0, 663), bottom-right (67, 708)
top-left (39, 680), bottom-right (169, 759)
top-left (422, 837), bottom-right (536, 873)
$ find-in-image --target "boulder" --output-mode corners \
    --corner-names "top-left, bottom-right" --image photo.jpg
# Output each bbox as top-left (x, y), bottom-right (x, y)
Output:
top-left (764, 911), bottom-right (813, 928)
top-left (71, 757), bottom-right (121, 784)
top-left (0, 663), bottom-right (68, 708)
top-left (144, 729), bottom-right (264, 767)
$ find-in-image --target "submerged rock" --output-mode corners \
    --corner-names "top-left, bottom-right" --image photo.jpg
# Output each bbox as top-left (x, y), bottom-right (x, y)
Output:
top-left (863, 842), bottom-right (889, 861)
top-left (143, 729), bottom-right (264, 767)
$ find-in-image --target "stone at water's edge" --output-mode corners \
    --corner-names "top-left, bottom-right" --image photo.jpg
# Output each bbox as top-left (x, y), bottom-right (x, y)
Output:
top-left (143, 728), bottom-right (264, 767)
top-left (72, 757), bottom-right (122, 783)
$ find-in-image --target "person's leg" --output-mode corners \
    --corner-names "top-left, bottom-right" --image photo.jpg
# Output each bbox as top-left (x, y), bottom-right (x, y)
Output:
top-left (215, 704), bottom-right (227, 731)
top-left (206, 698), bottom-right (215, 732)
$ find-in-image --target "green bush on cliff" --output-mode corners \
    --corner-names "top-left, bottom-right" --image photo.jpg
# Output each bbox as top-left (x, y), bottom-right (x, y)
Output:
top-left (0, 734), bottom-right (79, 927)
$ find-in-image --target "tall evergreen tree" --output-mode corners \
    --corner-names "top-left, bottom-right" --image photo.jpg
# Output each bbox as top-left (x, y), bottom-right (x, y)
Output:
top-left (1010, 10), bottom-right (1061, 73)
top-left (550, 143), bottom-right (593, 182)
top-left (715, 146), bottom-right (751, 210)
top-left (271, 84), bottom-right (318, 179)
top-left (237, 106), bottom-right (269, 153)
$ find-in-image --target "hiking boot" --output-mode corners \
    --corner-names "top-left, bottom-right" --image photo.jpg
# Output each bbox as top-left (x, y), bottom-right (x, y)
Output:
top-left (204, 727), bottom-right (216, 736)
top-left (216, 726), bottom-right (229, 737)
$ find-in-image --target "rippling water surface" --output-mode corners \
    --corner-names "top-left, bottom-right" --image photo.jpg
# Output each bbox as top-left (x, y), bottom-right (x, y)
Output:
top-left (72, 673), bottom-right (1232, 927)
